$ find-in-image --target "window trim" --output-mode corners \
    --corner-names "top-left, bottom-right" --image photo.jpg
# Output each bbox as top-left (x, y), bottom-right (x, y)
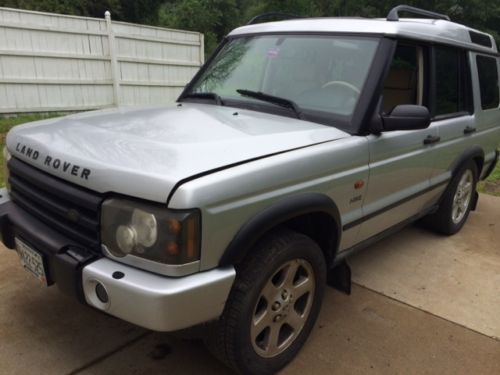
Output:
top-left (380, 40), bottom-right (431, 114)
top-left (430, 44), bottom-right (474, 120)
top-left (475, 54), bottom-right (500, 111)
top-left (432, 111), bottom-right (473, 122)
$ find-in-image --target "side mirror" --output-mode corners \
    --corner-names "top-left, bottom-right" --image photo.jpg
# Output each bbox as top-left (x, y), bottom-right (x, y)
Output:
top-left (381, 105), bottom-right (431, 132)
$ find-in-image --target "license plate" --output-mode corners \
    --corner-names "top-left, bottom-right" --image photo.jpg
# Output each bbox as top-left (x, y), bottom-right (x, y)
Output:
top-left (15, 238), bottom-right (47, 285)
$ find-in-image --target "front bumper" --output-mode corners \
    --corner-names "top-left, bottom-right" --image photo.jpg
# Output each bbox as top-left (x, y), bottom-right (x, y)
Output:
top-left (0, 188), bottom-right (236, 331)
top-left (83, 258), bottom-right (235, 331)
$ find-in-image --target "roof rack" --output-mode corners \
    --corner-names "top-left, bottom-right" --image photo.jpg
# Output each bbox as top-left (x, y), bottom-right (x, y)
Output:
top-left (387, 5), bottom-right (450, 22)
top-left (247, 12), bottom-right (304, 25)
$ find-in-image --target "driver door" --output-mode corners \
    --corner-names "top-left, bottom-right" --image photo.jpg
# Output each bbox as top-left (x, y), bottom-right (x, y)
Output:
top-left (357, 42), bottom-right (438, 242)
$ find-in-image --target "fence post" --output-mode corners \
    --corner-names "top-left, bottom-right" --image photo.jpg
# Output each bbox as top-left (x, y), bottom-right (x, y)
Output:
top-left (105, 11), bottom-right (121, 106)
top-left (199, 33), bottom-right (205, 64)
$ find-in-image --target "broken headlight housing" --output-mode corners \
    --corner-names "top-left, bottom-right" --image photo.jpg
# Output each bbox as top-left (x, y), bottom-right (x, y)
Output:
top-left (101, 198), bottom-right (201, 266)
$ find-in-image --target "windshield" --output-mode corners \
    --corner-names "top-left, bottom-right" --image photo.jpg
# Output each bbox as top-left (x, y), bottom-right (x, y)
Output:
top-left (185, 34), bottom-right (380, 123)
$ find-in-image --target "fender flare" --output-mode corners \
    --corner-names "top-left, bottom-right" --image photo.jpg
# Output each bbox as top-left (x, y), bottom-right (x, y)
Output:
top-left (439, 146), bottom-right (484, 210)
top-left (218, 193), bottom-right (341, 267)
top-left (449, 146), bottom-right (484, 178)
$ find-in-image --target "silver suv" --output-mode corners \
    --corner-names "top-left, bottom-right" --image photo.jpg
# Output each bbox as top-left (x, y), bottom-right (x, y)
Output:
top-left (1, 5), bottom-right (499, 374)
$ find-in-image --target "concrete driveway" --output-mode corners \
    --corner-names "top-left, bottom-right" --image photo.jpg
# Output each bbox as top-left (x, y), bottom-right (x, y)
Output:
top-left (1, 194), bottom-right (499, 374)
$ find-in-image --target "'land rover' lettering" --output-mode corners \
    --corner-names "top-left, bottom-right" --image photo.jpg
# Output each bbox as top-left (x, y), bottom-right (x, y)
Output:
top-left (16, 142), bottom-right (39, 161)
top-left (16, 142), bottom-right (91, 180)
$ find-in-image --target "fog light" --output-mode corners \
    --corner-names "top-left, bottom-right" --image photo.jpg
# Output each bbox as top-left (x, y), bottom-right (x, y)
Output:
top-left (95, 283), bottom-right (109, 303)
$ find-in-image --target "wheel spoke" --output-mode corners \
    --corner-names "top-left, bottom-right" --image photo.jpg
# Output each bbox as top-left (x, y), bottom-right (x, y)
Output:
top-left (282, 261), bottom-right (300, 289)
top-left (461, 199), bottom-right (469, 212)
top-left (252, 309), bottom-right (272, 340)
top-left (261, 280), bottom-right (280, 302)
top-left (292, 276), bottom-right (313, 299)
top-left (267, 324), bottom-right (282, 353)
top-left (287, 309), bottom-right (306, 332)
top-left (452, 205), bottom-right (460, 221)
top-left (462, 181), bottom-right (472, 195)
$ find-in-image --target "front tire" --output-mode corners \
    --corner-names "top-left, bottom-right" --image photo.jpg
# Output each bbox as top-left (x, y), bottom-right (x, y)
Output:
top-left (423, 161), bottom-right (478, 235)
top-left (207, 229), bottom-right (326, 375)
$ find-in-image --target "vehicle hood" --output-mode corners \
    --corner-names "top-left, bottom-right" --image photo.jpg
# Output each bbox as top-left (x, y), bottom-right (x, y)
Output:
top-left (7, 104), bottom-right (349, 203)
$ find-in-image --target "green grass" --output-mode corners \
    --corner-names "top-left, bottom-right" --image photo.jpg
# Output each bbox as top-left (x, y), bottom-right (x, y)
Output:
top-left (0, 113), bottom-right (63, 185)
top-left (0, 113), bottom-right (61, 133)
top-left (478, 158), bottom-right (500, 196)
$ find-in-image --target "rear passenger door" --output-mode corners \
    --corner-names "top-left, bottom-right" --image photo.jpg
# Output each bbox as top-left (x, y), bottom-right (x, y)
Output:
top-left (357, 42), bottom-right (438, 242)
top-left (472, 53), bottom-right (500, 178)
top-left (426, 45), bottom-right (476, 192)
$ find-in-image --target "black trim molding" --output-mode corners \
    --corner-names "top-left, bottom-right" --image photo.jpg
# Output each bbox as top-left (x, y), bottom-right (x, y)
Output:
top-left (219, 193), bottom-right (341, 267)
top-left (342, 179), bottom-right (449, 231)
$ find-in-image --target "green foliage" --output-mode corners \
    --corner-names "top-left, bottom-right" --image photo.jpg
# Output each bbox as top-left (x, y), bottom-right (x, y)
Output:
top-left (158, 0), bottom-right (238, 54)
top-left (1, 0), bottom-right (499, 56)
top-left (0, 0), bottom-right (163, 24)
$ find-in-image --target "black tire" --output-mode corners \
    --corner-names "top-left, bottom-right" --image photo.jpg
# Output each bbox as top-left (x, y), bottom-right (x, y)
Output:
top-left (422, 161), bottom-right (478, 235)
top-left (206, 228), bottom-right (327, 375)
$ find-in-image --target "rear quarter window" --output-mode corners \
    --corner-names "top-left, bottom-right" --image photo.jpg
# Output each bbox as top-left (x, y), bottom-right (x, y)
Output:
top-left (476, 55), bottom-right (500, 110)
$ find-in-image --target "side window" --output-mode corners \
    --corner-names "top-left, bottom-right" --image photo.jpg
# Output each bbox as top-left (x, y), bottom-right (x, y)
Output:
top-left (383, 45), bottom-right (426, 113)
top-left (434, 46), bottom-right (472, 117)
top-left (476, 55), bottom-right (500, 110)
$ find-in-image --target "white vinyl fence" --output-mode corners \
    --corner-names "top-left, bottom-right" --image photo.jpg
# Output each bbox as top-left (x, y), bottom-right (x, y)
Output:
top-left (0, 7), bottom-right (204, 114)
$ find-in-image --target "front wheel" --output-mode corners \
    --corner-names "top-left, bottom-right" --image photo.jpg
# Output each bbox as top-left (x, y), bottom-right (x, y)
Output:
top-left (423, 161), bottom-right (478, 235)
top-left (206, 229), bottom-right (326, 375)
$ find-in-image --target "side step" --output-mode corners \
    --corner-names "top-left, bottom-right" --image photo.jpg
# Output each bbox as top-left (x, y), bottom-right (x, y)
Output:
top-left (327, 260), bottom-right (351, 295)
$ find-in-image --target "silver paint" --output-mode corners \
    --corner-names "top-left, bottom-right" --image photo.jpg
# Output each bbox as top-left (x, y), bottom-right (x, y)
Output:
top-left (0, 16), bottom-right (499, 336)
top-left (230, 18), bottom-right (497, 54)
top-left (82, 258), bottom-right (235, 331)
top-left (6, 104), bottom-right (347, 203)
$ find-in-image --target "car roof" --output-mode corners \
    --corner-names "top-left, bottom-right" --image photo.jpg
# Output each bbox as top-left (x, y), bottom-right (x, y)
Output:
top-left (229, 18), bottom-right (498, 54)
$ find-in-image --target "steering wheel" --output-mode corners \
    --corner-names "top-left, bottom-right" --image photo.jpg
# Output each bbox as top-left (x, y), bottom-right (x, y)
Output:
top-left (321, 80), bottom-right (360, 95)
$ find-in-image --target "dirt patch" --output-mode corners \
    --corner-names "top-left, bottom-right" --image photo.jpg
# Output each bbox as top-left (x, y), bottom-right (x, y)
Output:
top-left (480, 181), bottom-right (500, 197)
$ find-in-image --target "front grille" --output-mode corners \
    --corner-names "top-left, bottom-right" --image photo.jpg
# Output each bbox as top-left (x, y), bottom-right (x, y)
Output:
top-left (8, 157), bottom-right (103, 251)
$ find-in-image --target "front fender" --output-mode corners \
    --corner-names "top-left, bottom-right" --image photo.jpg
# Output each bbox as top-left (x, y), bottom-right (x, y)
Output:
top-left (218, 193), bottom-right (341, 267)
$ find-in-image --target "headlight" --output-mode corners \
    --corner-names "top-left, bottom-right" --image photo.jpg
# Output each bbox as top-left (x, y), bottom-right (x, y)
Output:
top-left (2, 146), bottom-right (11, 192)
top-left (101, 198), bottom-right (201, 265)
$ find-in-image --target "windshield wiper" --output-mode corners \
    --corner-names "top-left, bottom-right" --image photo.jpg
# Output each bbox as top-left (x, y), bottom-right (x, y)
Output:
top-left (181, 92), bottom-right (224, 106)
top-left (236, 89), bottom-right (303, 119)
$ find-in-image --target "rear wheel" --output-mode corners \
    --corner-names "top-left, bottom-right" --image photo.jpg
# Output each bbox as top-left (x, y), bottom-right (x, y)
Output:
top-left (423, 161), bottom-right (478, 235)
top-left (206, 229), bottom-right (326, 375)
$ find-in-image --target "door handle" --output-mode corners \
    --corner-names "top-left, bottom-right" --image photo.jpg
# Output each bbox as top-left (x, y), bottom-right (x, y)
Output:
top-left (463, 126), bottom-right (477, 135)
top-left (423, 135), bottom-right (441, 145)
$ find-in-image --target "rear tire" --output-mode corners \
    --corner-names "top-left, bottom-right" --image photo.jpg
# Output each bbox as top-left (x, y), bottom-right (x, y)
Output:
top-left (422, 161), bottom-right (478, 235)
top-left (206, 229), bottom-right (326, 375)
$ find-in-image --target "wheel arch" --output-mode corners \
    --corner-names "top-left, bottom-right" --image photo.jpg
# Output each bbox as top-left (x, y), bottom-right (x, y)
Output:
top-left (440, 146), bottom-right (483, 211)
top-left (218, 193), bottom-right (341, 268)
top-left (449, 146), bottom-right (484, 178)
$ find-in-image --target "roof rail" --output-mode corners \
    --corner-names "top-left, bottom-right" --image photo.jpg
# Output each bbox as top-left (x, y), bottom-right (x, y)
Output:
top-left (387, 5), bottom-right (450, 22)
top-left (247, 12), bottom-right (304, 25)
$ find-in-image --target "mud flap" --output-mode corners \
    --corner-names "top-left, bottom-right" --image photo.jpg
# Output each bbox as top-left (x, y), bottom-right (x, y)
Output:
top-left (471, 191), bottom-right (479, 211)
top-left (327, 260), bottom-right (351, 295)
